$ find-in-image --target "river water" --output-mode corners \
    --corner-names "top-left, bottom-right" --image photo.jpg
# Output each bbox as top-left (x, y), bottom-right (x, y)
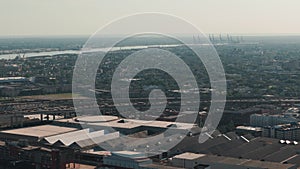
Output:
top-left (0, 44), bottom-right (183, 60)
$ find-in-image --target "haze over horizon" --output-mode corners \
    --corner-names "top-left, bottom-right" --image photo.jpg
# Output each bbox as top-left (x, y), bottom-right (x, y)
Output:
top-left (1, 0), bottom-right (300, 37)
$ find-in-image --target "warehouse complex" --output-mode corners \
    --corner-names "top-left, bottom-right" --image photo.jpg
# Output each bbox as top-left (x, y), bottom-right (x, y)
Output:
top-left (0, 115), bottom-right (300, 169)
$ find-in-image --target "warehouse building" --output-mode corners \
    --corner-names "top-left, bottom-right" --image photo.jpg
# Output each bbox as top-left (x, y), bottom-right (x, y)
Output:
top-left (54, 115), bottom-right (197, 136)
top-left (103, 151), bottom-right (152, 169)
top-left (0, 125), bottom-right (78, 142)
top-left (262, 123), bottom-right (300, 141)
top-left (250, 114), bottom-right (300, 127)
top-left (171, 152), bottom-right (297, 169)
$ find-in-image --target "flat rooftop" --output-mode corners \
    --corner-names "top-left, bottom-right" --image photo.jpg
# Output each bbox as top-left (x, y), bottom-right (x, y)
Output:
top-left (66, 163), bottom-right (96, 169)
top-left (141, 164), bottom-right (185, 169)
top-left (236, 126), bottom-right (262, 131)
top-left (194, 154), bottom-right (296, 169)
top-left (126, 119), bottom-right (195, 130)
top-left (112, 151), bottom-right (147, 159)
top-left (56, 115), bottom-right (196, 130)
top-left (76, 116), bottom-right (118, 123)
top-left (0, 77), bottom-right (27, 81)
top-left (113, 150), bottom-right (144, 155)
top-left (173, 152), bottom-right (206, 160)
top-left (0, 125), bottom-right (77, 139)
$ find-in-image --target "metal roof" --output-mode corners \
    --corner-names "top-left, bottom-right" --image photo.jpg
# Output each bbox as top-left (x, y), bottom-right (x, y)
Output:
top-left (70, 131), bottom-right (119, 149)
top-left (0, 125), bottom-right (77, 139)
top-left (43, 128), bottom-right (91, 144)
top-left (173, 152), bottom-right (205, 160)
top-left (56, 115), bottom-right (196, 130)
top-left (197, 154), bottom-right (296, 169)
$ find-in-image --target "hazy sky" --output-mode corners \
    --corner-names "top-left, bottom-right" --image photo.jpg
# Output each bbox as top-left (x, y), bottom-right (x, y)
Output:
top-left (1, 0), bottom-right (300, 36)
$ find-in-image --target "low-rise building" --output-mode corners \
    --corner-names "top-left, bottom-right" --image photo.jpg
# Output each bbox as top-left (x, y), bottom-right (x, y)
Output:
top-left (171, 152), bottom-right (297, 169)
top-left (221, 108), bottom-right (262, 126)
top-left (171, 152), bottom-right (206, 168)
top-left (236, 126), bottom-right (262, 137)
top-left (103, 151), bottom-right (152, 169)
top-left (250, 114), bottom-right (299, 127)
top-left (262, 123), bottom-right (300, 141)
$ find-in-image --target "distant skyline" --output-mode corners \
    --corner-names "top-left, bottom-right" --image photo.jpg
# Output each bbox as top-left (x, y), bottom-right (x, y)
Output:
top-left (1, 0), bottom-right (300, 36)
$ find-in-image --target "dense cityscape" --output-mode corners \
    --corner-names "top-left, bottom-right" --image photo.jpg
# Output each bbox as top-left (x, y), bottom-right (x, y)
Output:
top-left (0, 35), bottom-right (299, 169)
top-left (2, 0), bottom-right (300, 168)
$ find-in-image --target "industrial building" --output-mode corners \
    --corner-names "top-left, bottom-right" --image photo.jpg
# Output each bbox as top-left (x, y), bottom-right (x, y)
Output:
top-left (0, 139), bottom-right (75, 169)
top-left (40, 129), bottom-right (120, 150)
top-left (171, 152), bottom-right (297, 169)
top-left (0, 115), bottom-right (199, 169)
top-left (262, 123), bottom-right (300, 141)
top-left (0, 76), bottom-right (72, 97)
top-left (235, 126), bottom-right (262, 137)
top-left (1, 115), bottom-right (300, 168)
top-left (250, 113), bottom-right (300, 127)
top-left (103, 151), bottom-right (152, 169)
top-left (220, 108), bottom-right (262, 126)
top-left (0, 125), bottom-right (78, 142)
top-left (0, 77), bottom-right (29, 84)
top-left (53, 115), bottom-right (197, 136)
top-left (171, 152), bottom-right (206, 168)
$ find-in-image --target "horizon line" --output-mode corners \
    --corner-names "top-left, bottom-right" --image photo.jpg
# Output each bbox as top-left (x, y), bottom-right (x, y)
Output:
top-left (2, 33), bottom-right (300, 38)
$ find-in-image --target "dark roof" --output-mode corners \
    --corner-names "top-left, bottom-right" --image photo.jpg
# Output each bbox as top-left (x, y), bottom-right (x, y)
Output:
top-left (172, 134), bottom-right (229, 154)
top-left (287, 155), bottom-right (300, 166)
top-left (197, 154), bottom-right (296, 169)
top-left (224, 132), bottom-right (239, 139)
top-left (263, 145), bottom-right (300, 162)
top-left (224, 108), bottom-right (261, 115)
top-left (171, 134), bottom-right (300, 167)
top-left (170, 131), bottom-right (249, 156)
top-left (242, 142), bottom-right (283, 160)
top-left (222, 137), bottom-right (283, 158)
top-left (243, 133), bottom-right (256, 140)
top-left (206, 138), bottom-right (245, 155)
